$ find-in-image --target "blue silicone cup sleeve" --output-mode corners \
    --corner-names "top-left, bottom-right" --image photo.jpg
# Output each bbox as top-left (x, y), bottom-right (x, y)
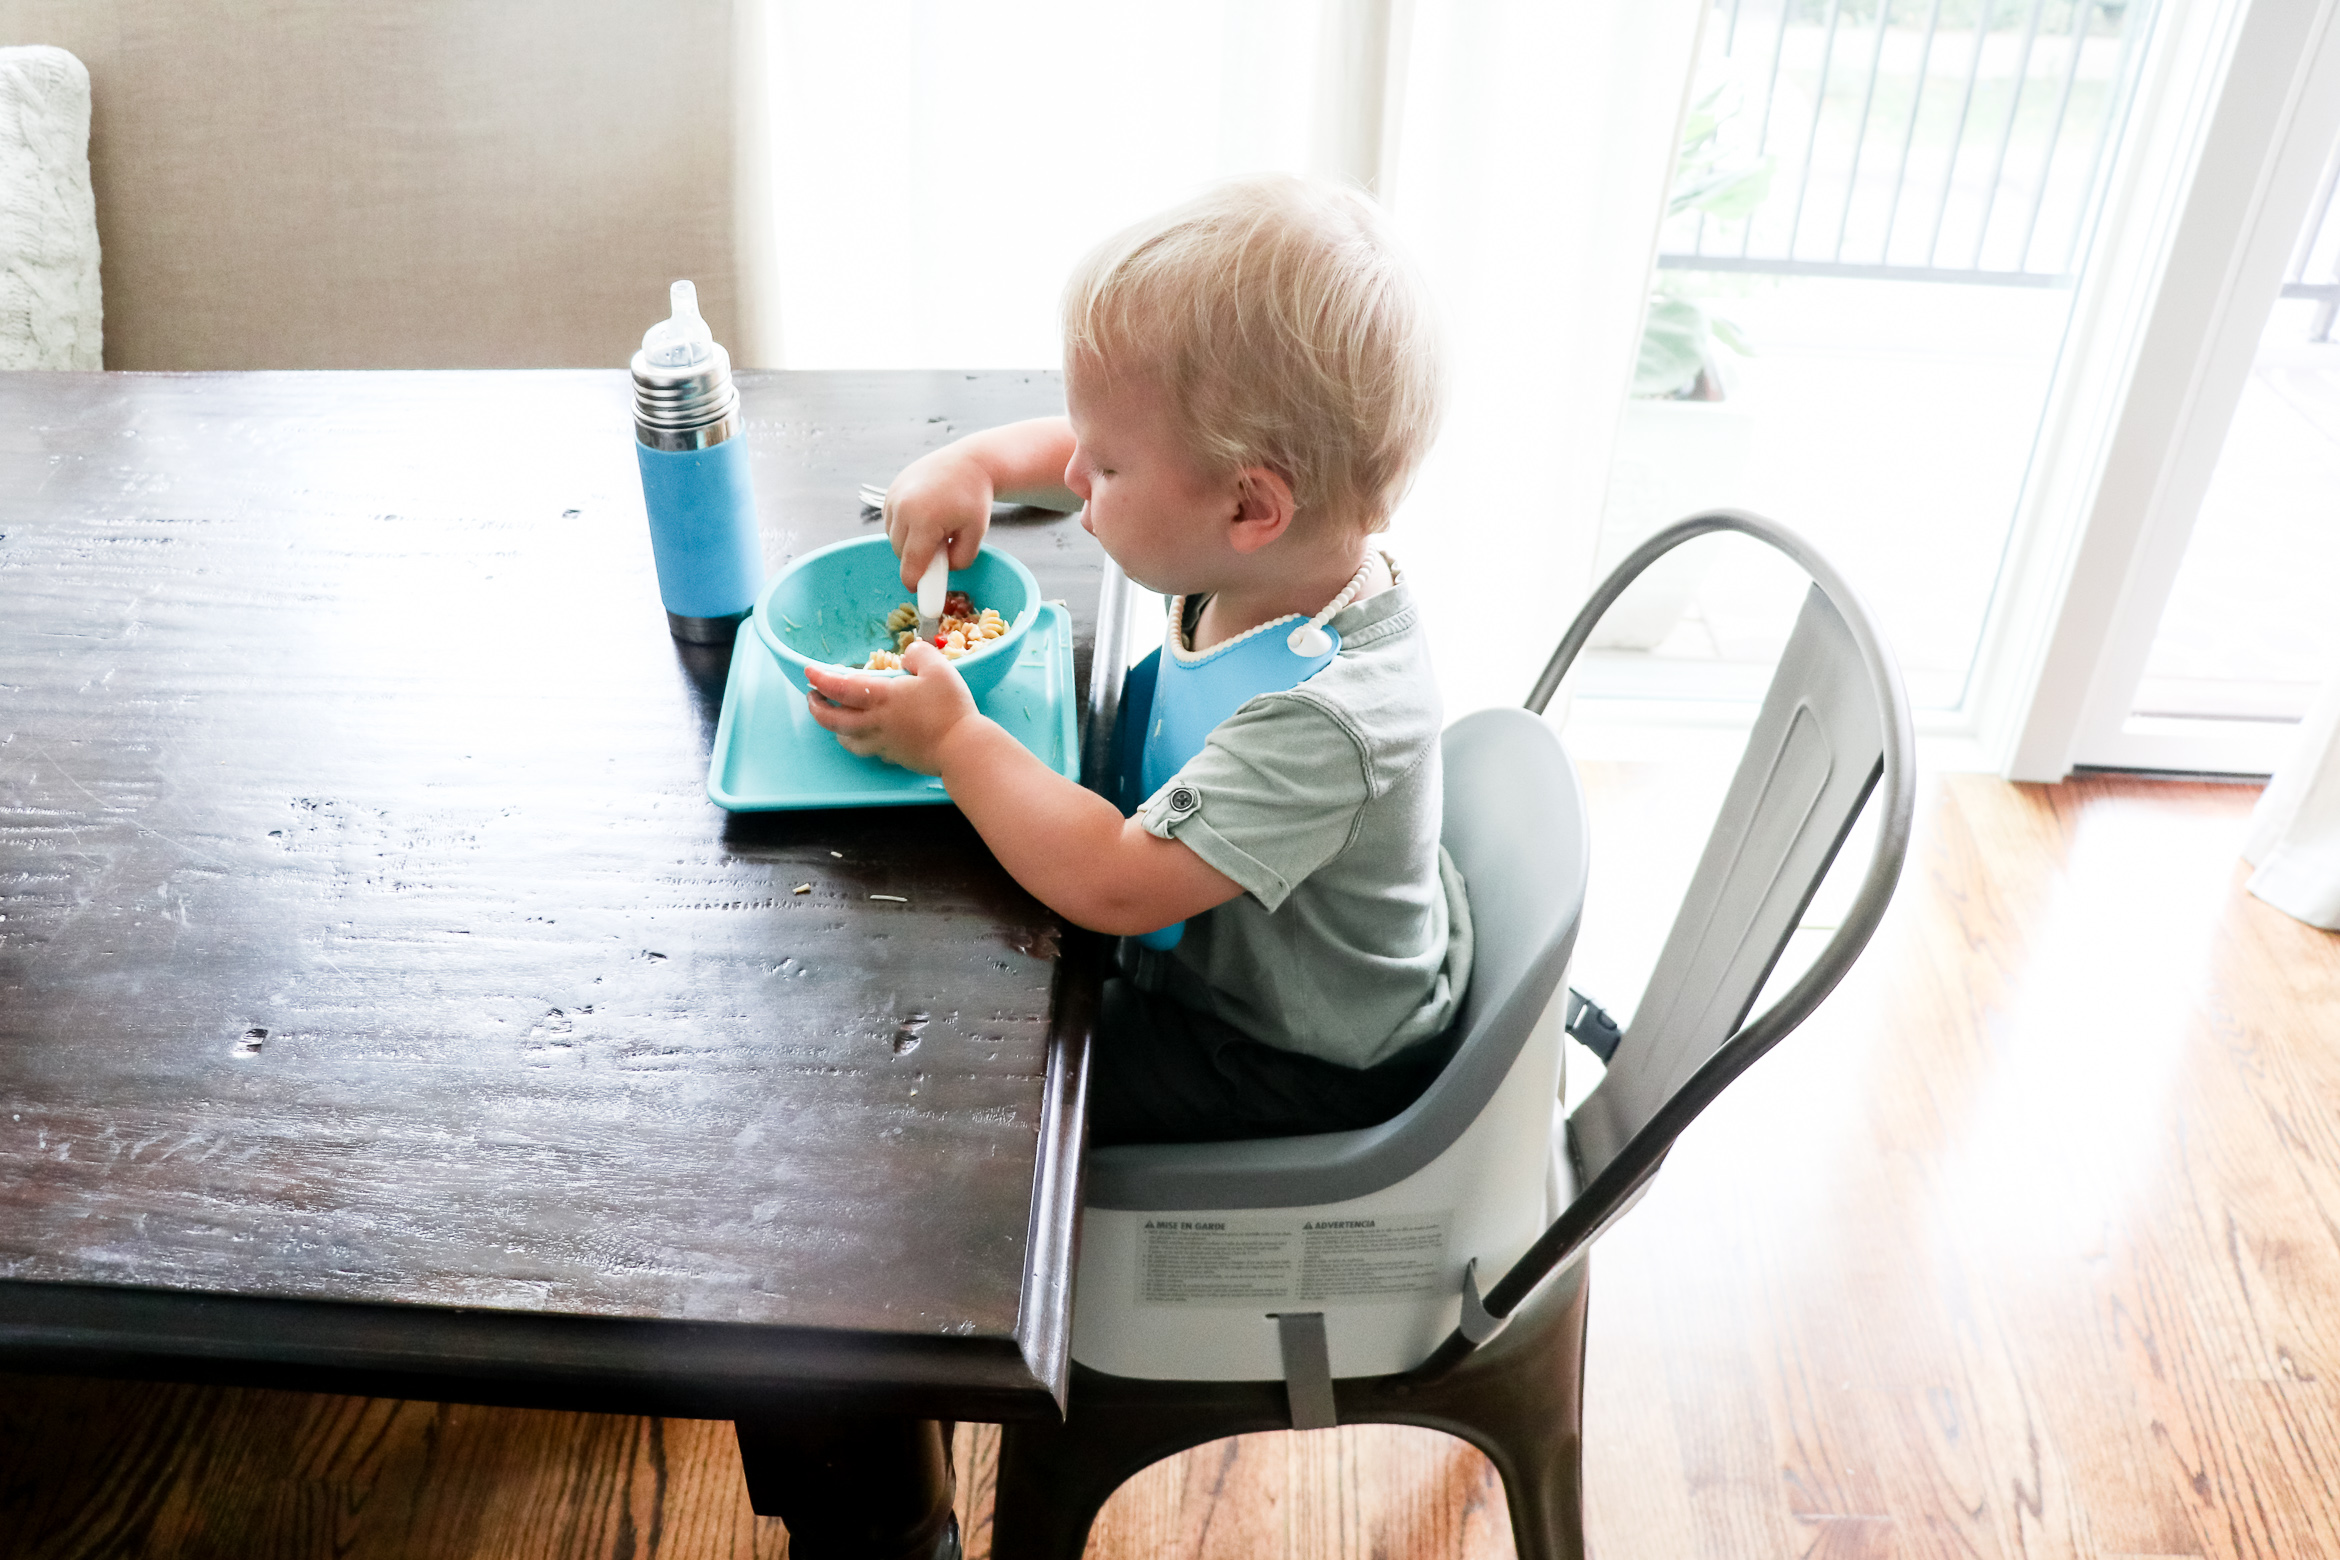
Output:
top-left (636, 438), bottom-right (766, 619)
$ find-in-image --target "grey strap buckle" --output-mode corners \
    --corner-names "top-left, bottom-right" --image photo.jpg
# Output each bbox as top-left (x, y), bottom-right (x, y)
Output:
top-left (1460, 1257), bottom-right (1507, 1346)
top-left (1271, 1311), bottom-right (1337, 1430)
top-left (1564, 987), bottom-right (1623, 1063)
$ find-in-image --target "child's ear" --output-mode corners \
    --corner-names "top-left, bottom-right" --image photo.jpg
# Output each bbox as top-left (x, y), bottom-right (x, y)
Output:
top-left (1226, 467), bottom-right (1296, 555)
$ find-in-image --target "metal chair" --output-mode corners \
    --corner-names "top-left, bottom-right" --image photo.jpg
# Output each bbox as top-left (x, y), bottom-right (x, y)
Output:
top-left (995, 512), bottom-right (1915, 1560)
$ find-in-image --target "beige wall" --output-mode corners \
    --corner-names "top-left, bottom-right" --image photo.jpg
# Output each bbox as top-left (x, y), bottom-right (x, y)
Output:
top-left (0, 1), bottom-right (737, 369)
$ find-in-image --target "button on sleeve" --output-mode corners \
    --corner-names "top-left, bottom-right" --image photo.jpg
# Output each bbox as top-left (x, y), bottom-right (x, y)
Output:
top-left (1135, 694), bottom-right (1370, 912)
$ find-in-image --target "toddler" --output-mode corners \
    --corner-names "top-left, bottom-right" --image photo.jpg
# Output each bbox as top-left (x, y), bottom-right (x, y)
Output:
top-left (804, 175), bottom-right (1471, 1145)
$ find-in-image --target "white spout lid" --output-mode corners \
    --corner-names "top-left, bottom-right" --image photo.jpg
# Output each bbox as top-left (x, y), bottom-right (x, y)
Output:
top-left (640, 279), bottom-right (714, 369)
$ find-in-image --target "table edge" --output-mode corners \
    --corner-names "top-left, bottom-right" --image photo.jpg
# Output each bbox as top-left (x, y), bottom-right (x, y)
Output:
top-left (0, 1276), bottom-right (1067, 1422)
top-left (1007, 559), bottom-right (1128, 1410)
top-left (1012, 948), bottom-right (1095, 1414)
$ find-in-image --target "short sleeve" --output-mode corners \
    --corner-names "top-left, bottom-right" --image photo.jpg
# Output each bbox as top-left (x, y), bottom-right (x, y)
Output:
top-left (1136, 693), bottom-right (1369, 911)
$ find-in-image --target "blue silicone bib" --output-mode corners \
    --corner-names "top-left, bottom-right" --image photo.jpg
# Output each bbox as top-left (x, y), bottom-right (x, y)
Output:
top-left (1115, 607), bottom-right (1340, 950)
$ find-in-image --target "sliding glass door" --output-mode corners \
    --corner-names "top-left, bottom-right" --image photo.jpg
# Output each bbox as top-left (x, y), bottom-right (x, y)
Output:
top-left (2003, 0), bottom-right (2340, 778)
top-left (2118, 156), bottom-right (2340, 767)
top-left (1578, 0), bottom-right (2163, 718)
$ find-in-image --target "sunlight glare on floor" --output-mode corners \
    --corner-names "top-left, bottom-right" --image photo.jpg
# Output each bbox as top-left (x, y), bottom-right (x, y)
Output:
top-left (1933, 795), bottom-right (2249, 1264)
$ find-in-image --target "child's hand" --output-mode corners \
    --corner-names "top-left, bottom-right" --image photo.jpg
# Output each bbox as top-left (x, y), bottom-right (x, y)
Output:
top-left (881, 418), bottom-right (1080, 590)
top-left (885, 449), bottom-right (994, 592)
top-left (803, 641), bottom-right (982, 776)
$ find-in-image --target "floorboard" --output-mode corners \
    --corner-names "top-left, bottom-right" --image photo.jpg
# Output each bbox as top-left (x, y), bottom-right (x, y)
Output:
top-left (3, 771), bottom-right (2336, 1560)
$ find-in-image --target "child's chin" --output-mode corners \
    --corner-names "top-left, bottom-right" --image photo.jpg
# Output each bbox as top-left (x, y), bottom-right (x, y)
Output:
top-left (1111, 560), bottom-right (1176, 595)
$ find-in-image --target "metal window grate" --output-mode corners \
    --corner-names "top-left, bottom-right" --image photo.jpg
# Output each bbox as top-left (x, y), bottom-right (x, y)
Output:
top-left (1660, 0), bottom-right (2160, 289)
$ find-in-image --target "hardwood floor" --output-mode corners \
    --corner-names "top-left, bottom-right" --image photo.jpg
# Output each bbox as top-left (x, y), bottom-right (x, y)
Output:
top-left (5, 771), bottom-right (2337, 1559)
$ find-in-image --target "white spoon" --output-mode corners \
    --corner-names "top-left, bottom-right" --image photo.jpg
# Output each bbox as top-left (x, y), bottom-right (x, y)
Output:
top-left (915, 548), bottom-right (949, 643)
top-left (867, 486), bottom-right (950, 644)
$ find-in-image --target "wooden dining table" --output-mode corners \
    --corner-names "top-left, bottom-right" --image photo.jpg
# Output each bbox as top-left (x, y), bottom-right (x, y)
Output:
top-left (0, 367), bottom-right (1116, 1559)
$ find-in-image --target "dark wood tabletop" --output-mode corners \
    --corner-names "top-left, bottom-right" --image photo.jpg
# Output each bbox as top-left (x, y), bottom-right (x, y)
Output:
top-left (0, 368), bottom-right (1100, 1426)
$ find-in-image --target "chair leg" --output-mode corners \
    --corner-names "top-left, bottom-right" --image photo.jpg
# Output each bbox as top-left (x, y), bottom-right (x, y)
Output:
top-left (733, 1415), bottom-right (959, 1560)
top-left (992, 1371), bottom-right (1295, 1560)
top-left (1485, 1261), bottom-right (1592, 1560)
top-left (1351, 1257), bottom-right (1593, 1560)
top-left (991, 1419), bottom-right (1120, 1560)
top-left (998, 1263), bottom-right (1592, 1560)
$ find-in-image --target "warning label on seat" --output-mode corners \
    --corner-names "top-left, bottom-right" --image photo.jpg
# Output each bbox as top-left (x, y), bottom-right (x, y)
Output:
top-left (1136, 1213), bottom-right (1450, 1307)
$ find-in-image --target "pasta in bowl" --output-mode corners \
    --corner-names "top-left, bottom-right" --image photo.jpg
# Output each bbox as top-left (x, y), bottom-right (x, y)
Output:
top-left (862, 593), bottom-right (1011, 670)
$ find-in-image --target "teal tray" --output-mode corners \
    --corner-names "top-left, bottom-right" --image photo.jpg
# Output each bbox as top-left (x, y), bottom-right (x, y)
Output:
top-left (707, 601), bottom-right (1079, 811)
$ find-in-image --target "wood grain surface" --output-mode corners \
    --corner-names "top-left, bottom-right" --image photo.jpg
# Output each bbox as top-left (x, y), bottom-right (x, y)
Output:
top-left (7, 767), bottom-right (2336, 1556)
top-left (0, 371), bottom-right (1092, 1400)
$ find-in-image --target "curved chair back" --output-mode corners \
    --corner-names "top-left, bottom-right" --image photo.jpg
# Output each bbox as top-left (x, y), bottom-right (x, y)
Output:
top-left (1413, 510), bottom-right (1914, 1373)
top-left (1565, 579), bottom-right (1881, 1175)
top-left (1086, 705), bottom-right (1589, 1211)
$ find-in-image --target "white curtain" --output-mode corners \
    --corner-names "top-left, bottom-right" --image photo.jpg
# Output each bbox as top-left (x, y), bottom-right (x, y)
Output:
top-left (2244, 668), bottom-right (2340, 930)
top-left (744, 2), bottom-right (1320, 368)
top-left (737, 0), bottom-right (1705, 709)
top-left (1381, 1), bottom-right (1704, 711)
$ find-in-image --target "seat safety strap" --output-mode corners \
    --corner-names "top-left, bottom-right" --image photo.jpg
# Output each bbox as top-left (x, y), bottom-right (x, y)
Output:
top-left (1272, 1311), bottom-right (1337, 1430)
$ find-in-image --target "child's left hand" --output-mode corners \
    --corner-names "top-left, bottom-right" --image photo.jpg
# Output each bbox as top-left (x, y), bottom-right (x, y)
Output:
top-left (803, 641), bottom-right (980, 776)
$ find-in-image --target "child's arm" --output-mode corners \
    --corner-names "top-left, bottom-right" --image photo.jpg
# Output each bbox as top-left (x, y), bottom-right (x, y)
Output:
top-left (886, 418), bottom-right (1078, 592)
top-left (803, 644), bottom-right (1242, 935)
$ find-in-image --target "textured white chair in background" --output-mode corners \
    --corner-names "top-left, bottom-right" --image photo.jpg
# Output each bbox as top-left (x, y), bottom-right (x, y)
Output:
top-left (0, 44), bottom-right (100, 370)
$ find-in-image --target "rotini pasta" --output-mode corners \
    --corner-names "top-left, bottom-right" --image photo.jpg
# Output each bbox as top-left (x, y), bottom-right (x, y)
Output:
top-left (862, 591), bottom-right (1011, 669)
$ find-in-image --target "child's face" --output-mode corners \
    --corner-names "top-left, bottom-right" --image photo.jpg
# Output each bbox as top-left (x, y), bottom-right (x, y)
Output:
top-left (1063, 357), bottom-right (1236, 597)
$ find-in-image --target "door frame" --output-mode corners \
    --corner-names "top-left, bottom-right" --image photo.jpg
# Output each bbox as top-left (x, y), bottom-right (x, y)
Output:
top-left (1980, 0), bottom-right (2340, 780)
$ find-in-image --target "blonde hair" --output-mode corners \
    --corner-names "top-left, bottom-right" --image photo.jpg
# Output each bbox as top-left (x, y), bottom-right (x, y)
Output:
top-left (1061, 175), bottom-right (1442, 534)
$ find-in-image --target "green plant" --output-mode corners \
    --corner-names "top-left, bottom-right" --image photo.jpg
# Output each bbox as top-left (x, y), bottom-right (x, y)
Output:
top-left (1635, 292), bottom-right (1756, 401)
top-left (1634, 84), bottom-right (1773, 399)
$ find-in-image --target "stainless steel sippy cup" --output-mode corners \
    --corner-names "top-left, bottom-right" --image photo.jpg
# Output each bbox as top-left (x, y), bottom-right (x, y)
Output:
top-left (631, 280), bottom-right (765, 643)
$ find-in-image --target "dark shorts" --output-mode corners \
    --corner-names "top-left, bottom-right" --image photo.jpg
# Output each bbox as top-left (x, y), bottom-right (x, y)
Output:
top-left (1087, 977), bottom-right (1453, 1148)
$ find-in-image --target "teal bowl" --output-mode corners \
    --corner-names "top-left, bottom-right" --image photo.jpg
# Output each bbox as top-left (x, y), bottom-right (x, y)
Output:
top-left (752, 534), bottom-right (1042, 702)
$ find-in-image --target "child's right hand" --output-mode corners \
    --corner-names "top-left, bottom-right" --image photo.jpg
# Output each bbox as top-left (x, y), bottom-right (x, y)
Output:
top-left (884, 448), bottom-right (994, 592)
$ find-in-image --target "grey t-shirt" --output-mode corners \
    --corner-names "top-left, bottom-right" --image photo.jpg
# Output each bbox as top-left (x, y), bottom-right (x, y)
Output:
top-left (1123, 579), bottom-right (1473, 1070)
